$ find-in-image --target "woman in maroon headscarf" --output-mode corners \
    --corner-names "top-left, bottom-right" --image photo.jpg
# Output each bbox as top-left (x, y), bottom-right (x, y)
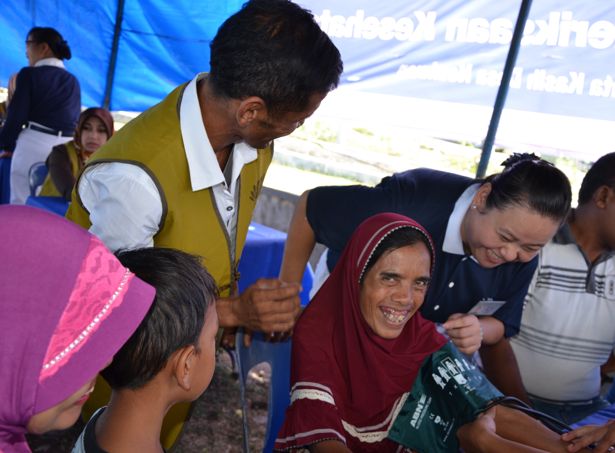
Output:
top-left (0, 205), bottom-right (154, 453)
top-left (275, 213), bottom-right (584, 453)
top-left (39, 107), bottom-right (114, 200)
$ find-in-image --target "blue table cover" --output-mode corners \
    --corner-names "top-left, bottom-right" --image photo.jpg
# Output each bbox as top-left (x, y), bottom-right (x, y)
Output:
top-left (25, 196), bottom-right (69, 216)
top-left (573, 403), bottom-right (615, 428)
top-left (238, 222), bottom-right (313, 306)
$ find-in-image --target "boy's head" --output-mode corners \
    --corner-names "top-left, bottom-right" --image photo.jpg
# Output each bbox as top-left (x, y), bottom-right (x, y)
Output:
top-left (102, 248), bottom-right (219, 400)
top-left (577, 152), bottom-right (615, 250)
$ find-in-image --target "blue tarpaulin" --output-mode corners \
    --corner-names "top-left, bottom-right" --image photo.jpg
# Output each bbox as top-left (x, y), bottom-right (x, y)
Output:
top-left (1, 1), bottom-right (614, 157)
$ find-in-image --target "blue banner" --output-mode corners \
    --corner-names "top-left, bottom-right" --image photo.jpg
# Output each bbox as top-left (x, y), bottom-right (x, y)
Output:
top-left (308, 0), bottom-right (615, 122)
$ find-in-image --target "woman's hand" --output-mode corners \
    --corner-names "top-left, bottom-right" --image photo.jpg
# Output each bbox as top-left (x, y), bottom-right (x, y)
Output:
top-left (561, 420), bottom-right (615, 452)
top-left (443, 313), bottom-right (482, 354)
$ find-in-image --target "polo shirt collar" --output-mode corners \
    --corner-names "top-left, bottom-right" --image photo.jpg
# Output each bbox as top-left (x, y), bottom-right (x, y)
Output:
top-left (34, 58), bottom-right (65, 69)
top-left (553, 210), bottom-right (615, 263)
top-left (179, 73), bottom-right (258, 192)
top-left (442, 183), bottom-right (480, 255)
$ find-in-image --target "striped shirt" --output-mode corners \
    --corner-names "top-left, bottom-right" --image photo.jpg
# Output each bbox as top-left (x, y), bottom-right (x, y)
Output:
top-left (511, 222), bottom-right (615, 401)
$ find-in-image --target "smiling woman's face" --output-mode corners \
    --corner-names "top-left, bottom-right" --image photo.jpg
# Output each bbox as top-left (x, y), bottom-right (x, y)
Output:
top-left (359, 242), bottom-right (431, 340)
top-left (461, 184), bottom-right (560, 268)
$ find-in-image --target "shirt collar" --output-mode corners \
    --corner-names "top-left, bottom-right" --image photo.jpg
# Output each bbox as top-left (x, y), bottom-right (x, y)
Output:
top-left (442, 183), bottom-right (480, 255)
top-left (34, 58), bottom-right (65, 69)
top-left (179, 73), bottom-right (258, 192)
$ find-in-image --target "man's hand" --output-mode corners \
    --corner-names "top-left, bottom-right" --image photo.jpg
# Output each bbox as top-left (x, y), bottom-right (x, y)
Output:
top-left (233, 278), bottom-right (301, 334)
top-left (457, 407), bottom-right (497, 451)
top-left (0, 151), bottom-right (13, 159)
top-left (443, 313), bottom-right (482, 354)
top-left (562, 420), bottom-right (615, 452)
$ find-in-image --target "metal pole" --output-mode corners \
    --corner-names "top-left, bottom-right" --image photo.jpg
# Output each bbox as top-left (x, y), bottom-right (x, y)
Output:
top-left (476, 0), bottom-right (533, 178)
top-left (103, 0), bottom-right (126, 109)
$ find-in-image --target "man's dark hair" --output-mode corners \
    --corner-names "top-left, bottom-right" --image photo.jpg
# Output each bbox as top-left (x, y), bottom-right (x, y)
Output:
top-left (578, 152), bottom-right (615, 205)
top-left (209, 0), bottom-right (343, 117)
top-left (102, 248), bottom-right (218, 390)
top-left (483, 153), bottom-right (571, 223)
top-left (27, 27), bottom-right (72, 60)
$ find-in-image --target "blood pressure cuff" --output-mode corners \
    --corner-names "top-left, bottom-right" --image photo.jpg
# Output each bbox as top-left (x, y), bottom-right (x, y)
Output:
top-left (387, 342), bottom-right (503, 452)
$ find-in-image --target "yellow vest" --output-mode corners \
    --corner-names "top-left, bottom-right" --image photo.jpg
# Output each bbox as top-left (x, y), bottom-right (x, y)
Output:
top-left (67, 83), bottom-right (273, 298)
top-left (40, 141), bottom-right (80, 197)
top-left (68, 82), bottom-right (273, 450)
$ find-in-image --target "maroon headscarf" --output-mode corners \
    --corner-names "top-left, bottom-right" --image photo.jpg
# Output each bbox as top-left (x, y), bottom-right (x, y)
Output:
top-left (275, 213), bottom-right (447, 452)
top-left (74, 107), bottom-right (114, 150)
top-left (0, 206), bottom-right (155, 453)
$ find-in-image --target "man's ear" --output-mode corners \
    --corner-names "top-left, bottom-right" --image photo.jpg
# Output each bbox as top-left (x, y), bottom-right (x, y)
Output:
top-left (593, 185), bottom-right (612, 209)
top-left (236, 96), bottom-right (267, 127)
top-left (472, 183), bottom-right (492, 213)
top-left (173, 345), bottom-right (197, 391)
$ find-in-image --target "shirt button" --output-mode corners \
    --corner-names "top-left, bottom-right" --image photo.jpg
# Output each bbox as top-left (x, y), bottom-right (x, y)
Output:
top-left (448, 282), bottom-right (455, 288)
top-left (226, 206), bottom-right (233, 211)
top-left (434, 305), bottom-right (440, 311)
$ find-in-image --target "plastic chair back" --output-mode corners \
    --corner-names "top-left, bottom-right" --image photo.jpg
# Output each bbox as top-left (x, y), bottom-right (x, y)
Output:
top-left (236, 331), bottom-right (292, 453)
top-left (235, 264), bottom-right (314, 453)
top-left (28, 162), bottom-right (48, 196)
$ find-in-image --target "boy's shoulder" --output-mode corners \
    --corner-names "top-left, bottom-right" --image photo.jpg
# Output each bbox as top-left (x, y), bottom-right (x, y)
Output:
top-left (72, 407), bottom-right (108, 453)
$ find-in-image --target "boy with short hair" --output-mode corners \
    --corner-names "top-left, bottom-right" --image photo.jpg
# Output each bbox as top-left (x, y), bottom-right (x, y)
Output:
top-left (72, 247), bottom-right (219, 453)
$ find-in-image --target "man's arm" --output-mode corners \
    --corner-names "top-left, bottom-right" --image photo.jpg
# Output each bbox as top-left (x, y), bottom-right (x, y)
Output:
top-left (78, 163), bottom-right (162, 252)
top-left (458, 406), bottom-right (591, 453)
top-left (480, 337), bottom-right (530, 403)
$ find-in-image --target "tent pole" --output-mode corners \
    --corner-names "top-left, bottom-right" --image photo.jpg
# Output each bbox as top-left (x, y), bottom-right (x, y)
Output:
top-left (103, 0), bottom-right (126, 110)
top-left (476, 0), bottom-right (533, 178)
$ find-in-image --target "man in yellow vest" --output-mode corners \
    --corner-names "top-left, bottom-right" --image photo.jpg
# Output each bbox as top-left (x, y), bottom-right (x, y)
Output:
top-left (66, 0), bottom-right (343, 447)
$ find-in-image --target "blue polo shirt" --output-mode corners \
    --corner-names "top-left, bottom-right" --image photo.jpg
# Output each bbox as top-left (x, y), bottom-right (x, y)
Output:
top-left (307, 168), bottom-right (537, 337)
top-left (0, 65), bottom-right (81, 151)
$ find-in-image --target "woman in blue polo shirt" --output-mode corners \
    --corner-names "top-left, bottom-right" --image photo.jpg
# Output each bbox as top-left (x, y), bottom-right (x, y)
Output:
top-left (0, 27), bottom-right (80, 204)
top-left (280, 153), bottom-right (571, 397)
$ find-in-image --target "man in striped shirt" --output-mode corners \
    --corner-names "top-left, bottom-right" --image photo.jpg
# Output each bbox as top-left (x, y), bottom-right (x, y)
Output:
top-left (511, 152), bottom-right (615, 424)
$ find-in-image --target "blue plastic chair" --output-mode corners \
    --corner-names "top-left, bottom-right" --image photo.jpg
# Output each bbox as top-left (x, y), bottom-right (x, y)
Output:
top-left (28, 161), bottom-right (48, 196)
top-left (233, 238), bottom-right (314, 453)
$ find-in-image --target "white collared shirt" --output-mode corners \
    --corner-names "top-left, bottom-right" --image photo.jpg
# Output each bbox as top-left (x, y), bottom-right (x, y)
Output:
top-left (77, 73), bottom-right (258, 252)
top-left (442, 183), bottom-right (479, 256)
top-left (34, 57), bottom-right (65, 69)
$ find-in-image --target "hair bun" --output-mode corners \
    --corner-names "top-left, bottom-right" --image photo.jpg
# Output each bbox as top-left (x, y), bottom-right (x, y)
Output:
top-left (501, 152), bottom-right (542, 169)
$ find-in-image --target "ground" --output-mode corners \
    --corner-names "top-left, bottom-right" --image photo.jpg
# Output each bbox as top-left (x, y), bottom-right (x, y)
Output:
top-left (27, 353), bottom-right (270, 452)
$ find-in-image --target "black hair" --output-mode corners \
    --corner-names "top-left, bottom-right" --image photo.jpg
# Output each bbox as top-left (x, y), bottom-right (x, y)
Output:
top-left (27, 27), bottom-right (71, 60)
top-left (360, 227), bottom-right (433, 284)
top-left (102, 248), bottom-right (218, 390)
top-left (483, 153), bottom-right (571, 223)
top-left (209, 0), bottom-right (343, 117)
top-left (578, 152), bottom-right (615, 205)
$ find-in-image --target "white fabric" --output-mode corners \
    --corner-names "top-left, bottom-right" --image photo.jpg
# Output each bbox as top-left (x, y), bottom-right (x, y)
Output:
top-left (511, 241), bottom-right (615, 401)
top-left (78, 73), bottom-right (258, 253)
top-left (34, 57), bottom-right (65, 69)
top-left (442, 183), bottom-right (479, 255)
top-left (9, 128), bottom-right (71, 204)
